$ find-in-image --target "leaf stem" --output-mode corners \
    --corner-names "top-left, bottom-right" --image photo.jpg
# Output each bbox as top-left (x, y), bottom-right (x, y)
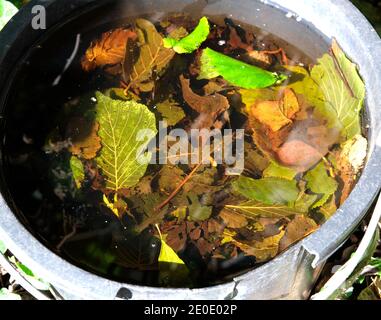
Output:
top-left (155, 163), bottom-right (202, 212)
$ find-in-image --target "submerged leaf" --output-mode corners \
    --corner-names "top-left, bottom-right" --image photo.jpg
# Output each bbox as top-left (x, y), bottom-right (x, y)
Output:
top-left (123, 18), bottom-right (175, 92)
top-left (95, 92), bottom-right (157, 191)
top-left (263, 160), bottom-right (298, 181)
top-left (304, 161), bottom-right (338, 208)
top-left (188, 194), bottom-right (213, 222)
top-left (156, 100), bottom-right (186, 126)
top-left (279, 215), bottom-right (318, 251)
top-left (180, 75), bottom-right (229, 114)
top-left (310, 40), bottom-right (365, 140)
top-left (232, 176), bottom-right (299, 205)
top-left (163, 16), bottom-right (210, 53)
top-left (70, 156), bottom-right (85, 189)
top-left (68, 121), bottom-right (102, 160)
top-left (249, 88), bottom-right (300, 132)
top-left (81, 28), bottom-right (137, 72)
top-left (198, 48), bottom-right (287, 89)
top-left (225, 201), bottom-right (297, 219)
top-left (219, 209), bottom-right (248, 228)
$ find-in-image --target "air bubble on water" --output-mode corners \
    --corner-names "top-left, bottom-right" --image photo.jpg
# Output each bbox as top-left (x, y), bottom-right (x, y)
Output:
top-left (286, 12), bottom-right (293, 18)
top-left (296, 16), bottom-right (302, 22)
top-left (91, 97), bottom-right (97, 102)
top-left (256, 8), bottom-right (260, 12)
top-left (218, 40), bottom-right (226, 46)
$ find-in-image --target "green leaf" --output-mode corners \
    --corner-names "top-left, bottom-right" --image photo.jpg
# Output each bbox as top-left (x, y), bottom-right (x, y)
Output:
top-left (0, 0), bottom-right (18, 31)
top-left (310, 40), bottom-right (365, 140)
top-left (198, 48), bottom-right (287, 89)
top-left (70, 156), bottom-right (85, 189)
top-left (0, 288), bottom-right (21, 300)
top-left (163, 16), bottom-right (210, 54)
top-left (0, 239), bottom-right (6, 254)
top-left (232, 176), bottom-right (299, 205)
top-left (156, 99), bottom-right (186, 126)
top-left (188, 194), bottom-right (213, 221)
top-left (263, 161), bottom-right (298, 181)
top-left (225, 200), bottom-right (297, 219)
top-left (95, 92), bottom-right (157, 191)
top-left (304, 161), bottom-right (338, 208)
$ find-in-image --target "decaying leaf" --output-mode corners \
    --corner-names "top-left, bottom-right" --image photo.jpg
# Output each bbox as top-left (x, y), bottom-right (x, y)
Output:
top-left (278, 215), bottom-right (318, 252)
top-left (304, 161), bottom-right (338, 208)
top-left (188, 194), bottom-right (213, 222)
top-left (334, 134), bottom-right (367, 203)
top-left (180, 75), bottom-right (229, 115)
top-left (232, 176), bottom-right (299, 205)
top-left (249, 88), bottom-right (300, 132)
top-left (123, 18), bottom-right (175, 92)
top-left (225, 201), bottom-right (297, 219)
top-left (156, 99), bottom-right (186, 126)
top-left (81, 28), bottom-right (137, 72)
top-left (263, 160), bottom-right (298, 181)
top-left (95, 92), bottom-right (157, 191)
top-left (219, 209), bottom-right (248, 228)
top-left (70, 156), bottom-right (85, 188)
top-left (68, 120), bottom-right (102, 160)
top-left (158, 166), bottom-right (185, 194)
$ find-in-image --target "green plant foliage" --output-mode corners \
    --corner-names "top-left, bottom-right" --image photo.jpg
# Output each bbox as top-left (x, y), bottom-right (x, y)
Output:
top-left (198, 48), bottom-right (287, 89)
top-left (95, 92), bottom-right (157, 191)
top-left (0, 0), bottom-right (18, 31)
top-left (163, 16), bottom-right (210, 53)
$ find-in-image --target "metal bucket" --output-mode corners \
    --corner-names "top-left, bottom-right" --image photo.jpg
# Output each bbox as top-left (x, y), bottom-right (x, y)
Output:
top-left (0, 0), bottom-right (381, 300)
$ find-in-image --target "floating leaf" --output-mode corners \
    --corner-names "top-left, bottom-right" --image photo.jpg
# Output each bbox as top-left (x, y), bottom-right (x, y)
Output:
top-left (163, 16), bottom-right (210, 53)
top-left (232, 176), bottom-right (299, 205)
top-left (156, 99), bottom-right (186, 126)
top-left (225, 201), bottom-right (297, 219)
top-left (304, 161), bottom-right (338, 208)
top-left (310, 40), bottom-right (365, 140)
top-left (263, 160), bottom-right (298, 181)
top-left (0, 0), bottom-right (17, 31)
top-left (68, 120), bottom-right (102, 160)
top-left (70, 156), bottom-right (85, 189)
top-left (278, 215), bottom-right (318, 252)
top-left (188, 194), bottom-right (213, 222)
top-left (123, 18), bottom-right (175, 92)
top-left (198, 48), bottom-right (287, 89)
top-left (95, 92), bottom-right (157, 191)
top-left (81, 28), bottom-right (137, 72)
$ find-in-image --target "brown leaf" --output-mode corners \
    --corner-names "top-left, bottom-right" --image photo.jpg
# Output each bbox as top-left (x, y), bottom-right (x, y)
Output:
top-left (81, 28), bottom-right (137, 72)
top-left (165, 223), bottom-right (187, 252)
top-left (278, 215), bottom-right (318, 252)
top-left (249, 89), bottom-right (300, 132)
top-left (123, 19), bottom-right (175, 92)
top-left (180, 75), bottom-right (230, 115)
top-left (67, 119), bottom-right (101, 160)
top-left (227, 27), bottom-right (252, 51)
top-left (219, 209), bottom-right (248, 229)
top-left (244, 50), bottom-right (273, 69)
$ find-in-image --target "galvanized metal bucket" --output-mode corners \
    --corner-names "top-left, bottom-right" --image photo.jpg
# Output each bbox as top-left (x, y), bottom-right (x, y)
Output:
top-left (1, 0), bottom-right (381, 300)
